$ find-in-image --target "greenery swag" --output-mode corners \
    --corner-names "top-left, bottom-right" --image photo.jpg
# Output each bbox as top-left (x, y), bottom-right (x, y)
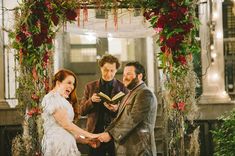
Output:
top-left (8, 0), bottom-right (200, 155)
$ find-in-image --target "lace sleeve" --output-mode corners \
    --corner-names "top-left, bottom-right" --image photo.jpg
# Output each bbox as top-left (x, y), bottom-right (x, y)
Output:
top-left (42, 93), bottom-right (64, 115)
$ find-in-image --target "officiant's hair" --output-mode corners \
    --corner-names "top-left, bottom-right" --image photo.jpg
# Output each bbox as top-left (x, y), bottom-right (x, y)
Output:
top-left (125, 61), bottom-right (146, 81)
top-left (52, 69), bottom-right (78, 105)
top-left (98, 54), bottom-right (120, 69)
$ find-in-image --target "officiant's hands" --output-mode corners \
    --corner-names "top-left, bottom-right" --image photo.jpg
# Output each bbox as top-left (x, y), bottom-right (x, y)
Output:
top-left (91, 93), bottom-right (101, 103)
top-left (104, 102), bottom-right (119, 112)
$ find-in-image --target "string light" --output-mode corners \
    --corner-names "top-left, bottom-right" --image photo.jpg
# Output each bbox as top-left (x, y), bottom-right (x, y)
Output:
top-left (210, 44), bottom-right (215, 50)
top-left (210, 73), bottom-right (219, 81)
top-left (216, 31), bottom-right (223, 39)
top-left (212, 12), bottom-right (218, 20)
top-left (211, 52), bottom-right (217, 58)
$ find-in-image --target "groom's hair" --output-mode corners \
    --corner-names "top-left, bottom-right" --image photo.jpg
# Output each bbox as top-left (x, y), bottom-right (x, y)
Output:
top-left (125, 61), bottom-right (146, 81)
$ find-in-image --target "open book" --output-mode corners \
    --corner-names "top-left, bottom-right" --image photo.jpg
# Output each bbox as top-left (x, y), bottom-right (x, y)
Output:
top-left (98, 91), bottom-right (125, 104)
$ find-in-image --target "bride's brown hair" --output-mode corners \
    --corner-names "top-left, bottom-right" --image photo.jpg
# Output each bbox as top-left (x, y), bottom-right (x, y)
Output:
top-left (52, 69), bottom-right (78, 106)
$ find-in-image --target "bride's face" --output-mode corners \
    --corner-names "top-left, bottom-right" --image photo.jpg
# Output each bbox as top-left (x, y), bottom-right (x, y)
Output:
top-left (57, 75), bottom-right (75, 98)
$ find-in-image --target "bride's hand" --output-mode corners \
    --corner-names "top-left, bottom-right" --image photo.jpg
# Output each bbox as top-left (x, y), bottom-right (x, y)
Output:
top-left (89, 133), bottom-right (100, 139)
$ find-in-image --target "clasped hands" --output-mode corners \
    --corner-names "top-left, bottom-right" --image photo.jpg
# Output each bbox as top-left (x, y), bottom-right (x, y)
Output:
top-left (76, 132), bottom-right (112, 148)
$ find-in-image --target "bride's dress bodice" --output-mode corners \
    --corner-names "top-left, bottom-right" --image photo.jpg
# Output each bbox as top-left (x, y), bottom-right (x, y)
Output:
top-left (41, 91), bottom-right (80, 156)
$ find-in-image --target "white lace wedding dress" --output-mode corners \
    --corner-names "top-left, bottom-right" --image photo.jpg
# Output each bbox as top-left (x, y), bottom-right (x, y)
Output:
top-left (41, 91), bottom-right (81, 156)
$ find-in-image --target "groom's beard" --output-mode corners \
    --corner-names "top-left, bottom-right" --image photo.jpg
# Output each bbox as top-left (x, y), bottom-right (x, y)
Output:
top-left (126, 77), bottom-right (139, 90)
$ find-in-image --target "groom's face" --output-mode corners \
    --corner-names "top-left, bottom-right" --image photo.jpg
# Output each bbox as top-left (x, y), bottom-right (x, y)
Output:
top-left (123, 66), bottom-right (140, 90)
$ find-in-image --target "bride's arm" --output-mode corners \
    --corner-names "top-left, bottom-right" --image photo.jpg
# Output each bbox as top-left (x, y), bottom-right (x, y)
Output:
top-left (53, 108), bottom-right (97, 138)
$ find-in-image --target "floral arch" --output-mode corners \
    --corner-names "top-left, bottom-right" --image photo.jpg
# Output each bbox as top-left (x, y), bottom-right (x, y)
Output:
top-left (9, 0), bottom-right (200, 155)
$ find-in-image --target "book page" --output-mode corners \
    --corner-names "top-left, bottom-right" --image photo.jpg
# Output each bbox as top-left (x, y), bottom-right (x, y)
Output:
top-left (112, 91), bottom-right (125, 101)
top-left (98, 92), bottom-right (112, 101)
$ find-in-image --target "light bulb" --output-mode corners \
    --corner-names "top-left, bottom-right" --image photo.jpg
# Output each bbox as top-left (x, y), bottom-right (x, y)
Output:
top-left (216, 32), bottom-right (223, 39)
top-left (210, 45), bottom-right (215, 50)
top-left (210, 73), bottom-right (219, 81)
top-left (213, 12), bottom-right (218, 20)
top-left (211, 52), bottom-right (217, 58)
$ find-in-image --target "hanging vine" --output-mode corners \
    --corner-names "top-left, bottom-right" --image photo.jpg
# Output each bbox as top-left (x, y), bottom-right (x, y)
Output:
top-left (143, 0), bottom-right (200, 155)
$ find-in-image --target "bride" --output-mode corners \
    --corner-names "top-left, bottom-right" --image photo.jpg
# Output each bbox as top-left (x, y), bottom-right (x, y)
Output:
top-left (41, 69), bottom-right (98, 156)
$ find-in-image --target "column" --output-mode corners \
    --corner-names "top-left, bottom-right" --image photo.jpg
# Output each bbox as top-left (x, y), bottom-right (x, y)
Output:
top-left (0, 0), bottom-right (9, 108)
top-left (0, 44), bottom-right (9, 108)
top-left (199, 0), bottom-right (231, 104)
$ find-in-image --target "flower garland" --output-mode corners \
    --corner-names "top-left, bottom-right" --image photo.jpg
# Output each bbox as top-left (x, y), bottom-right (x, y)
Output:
top-left (143, 0), bottom-right (200, 155)
top-left (8, 0), bottom-right (199, 155)
top-left (9, 0), bottom-right (78, 155)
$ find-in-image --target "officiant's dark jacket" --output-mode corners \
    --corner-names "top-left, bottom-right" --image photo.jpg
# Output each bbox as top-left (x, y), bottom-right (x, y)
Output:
top-left (78, 78), bottom-right (128, 133)
top-left (106, 83), bottom-right (157, 156)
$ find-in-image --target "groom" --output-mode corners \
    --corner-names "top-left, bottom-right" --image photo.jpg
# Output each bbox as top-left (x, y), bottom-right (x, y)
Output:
top-left (98, 61), bottom-right (158, 156)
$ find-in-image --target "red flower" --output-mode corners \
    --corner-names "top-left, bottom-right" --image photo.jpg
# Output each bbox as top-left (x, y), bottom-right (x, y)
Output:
top-left (160, 46), bottom-right (166, 53)
top-left (65, 9), bottom-right (77, 21)
top-left (51, 14), bottom-right (59, 26)
top-left (31, 9), bottom-right (44, 20)
top-left (180, 7), bottom-right (188, 15)
top-left (154, 27), bottom-right (163, 33)
top-left (43, 77), bottom-right (50, 92)
top-left (159, 35), bottom-right (166, 44)
top-left (32, 67), bottom-right (38, 81)
top-left (21, 25), bottom-right (31, 37)
top-left (172, 102), bottom-right (185, 111)
top-left (44, 0), bottom-right (53, 12)
top-left (16, 32), bottom-right (27, 42)
top-left (155, 15), bottom-right (168, 29)
top-left (166, 37), bottom-right (177, 49)
top-left (166, 34), bottom-right (184, 50)
top-left (169, 10), bottom-right (182, 20)
top-left (170, 21), bottom-right (180, 29)
top-left (31, 93), bottom-right (40, 102)
top-left (42, 51), bottom-right (50, 69)
top-left (27, 107), bottom-right (42, 117)
top-left (41, 23), bottom-right (48, 35)
top-left (177, 55), bottom-right (187, 65)
top-left (46, 37), bottom-right (52, 44)
top-left (182, 23), bottom-right (194, 33)
top-left (178, 102), bottom-right (185, 111)
top-left (143, 11), bottom-right (151, 20)
top-left (32, 33), bottom-right (46, 47)
top-left (19, 49), bottom-right (24, 64)
top-left (172, 103), bottom-right (177, 109)
top-left (169, 1), bottom-right (178, 8)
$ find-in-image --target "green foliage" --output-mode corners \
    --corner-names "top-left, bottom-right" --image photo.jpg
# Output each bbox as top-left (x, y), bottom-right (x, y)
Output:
top-left (143, 0), bottom-right (200, 155)
top-left (9, 0), bottom-right (79, 155)
top-left (212, 110), bottom-right (235, 156)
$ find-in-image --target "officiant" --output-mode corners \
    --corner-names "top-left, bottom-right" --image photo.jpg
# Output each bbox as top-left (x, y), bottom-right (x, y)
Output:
top-left (78, 54), bottom-right (128, 156)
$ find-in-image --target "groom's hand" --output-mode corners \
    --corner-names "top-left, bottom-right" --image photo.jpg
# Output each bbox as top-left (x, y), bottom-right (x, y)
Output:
top-left (75, 135), bottom-right (101, 148)
top-left (98, 132), bottom-right (112, 143)
top-left (87, 138), bottom-right (101, 148)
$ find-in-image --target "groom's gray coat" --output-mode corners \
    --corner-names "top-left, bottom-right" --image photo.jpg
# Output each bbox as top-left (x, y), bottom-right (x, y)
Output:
top-left (106, 83), bottom-right (157, 156)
